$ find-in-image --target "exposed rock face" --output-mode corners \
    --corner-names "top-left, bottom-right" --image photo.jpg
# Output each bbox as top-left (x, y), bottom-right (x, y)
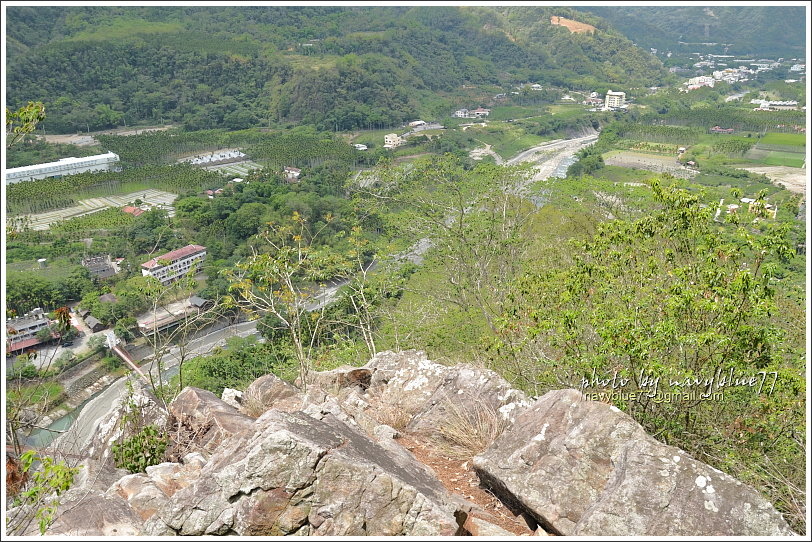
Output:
top-left (167, 387), bottom-right (254, 455)
top-left (28, 353), bottom-right (794, 537)
top-left (144, 408), bottom-right (461, 535)
top-left (473, 388), bottom-right (794, 536)
top-left (364, 350), bottom-right (532, 436)
top-left (241, 372), bottom-right (304, 415)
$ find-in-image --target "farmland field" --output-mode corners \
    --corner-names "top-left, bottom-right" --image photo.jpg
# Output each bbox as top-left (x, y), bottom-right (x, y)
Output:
top-left (762, 151), bottom-right (805, 168)
top-left (758, 132), bottom-right (806, 147)
top-left (17, 189), bottom-right (178, 231)
top-left (602, 150), bottom-right (697, 179)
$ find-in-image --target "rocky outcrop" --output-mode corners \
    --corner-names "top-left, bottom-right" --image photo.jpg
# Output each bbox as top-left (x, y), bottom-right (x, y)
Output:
top-left (363, 350), bottom-right (532, 436)
top-left (473, 388), bottom-right (794, 536)
top-left (29, 352), bottom-right (795, 537)
top-left (241, 372), bottom-right (304, 415)
top-left (144, 407), bottom-right (462, 535)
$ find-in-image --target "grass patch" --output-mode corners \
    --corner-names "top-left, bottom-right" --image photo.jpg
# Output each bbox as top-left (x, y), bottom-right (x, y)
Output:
top-left (283, 54), bottom-right (341, 71)
top-left (66, 18), bottom-right (184, 42)
top-left (7, 381), bottom-right (65, 407)
top-left (597, 165), bottom-right (657, 183)
top-left (470, 124), bottom-right (546, 159)
top-left (548, 103), bottom-right (590, 120)
top-left (759, 132), bottom-right (806, 147)
top-left (487, 105), bottom-right (546, 121)
top-left (763, 151), bottom-right (805, 168)
top-left (6, 260), bottom-right (84, 282)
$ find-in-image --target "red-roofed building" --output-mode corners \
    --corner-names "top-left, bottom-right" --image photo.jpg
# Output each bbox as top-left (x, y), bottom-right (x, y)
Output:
top-left (141, 244), bottom-right (207, 285)
top-left (122, 206), bottom-right (145, 217)
top-left (7, 336), bottom-right (42, 354)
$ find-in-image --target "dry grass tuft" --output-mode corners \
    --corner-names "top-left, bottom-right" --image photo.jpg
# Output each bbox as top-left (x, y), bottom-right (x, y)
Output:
top-left (240, 386), bottom-right (270, 418)
top-left (366, 386), bottom-right (422, 432)
top-left (436, 399), bottom-right (509, 460)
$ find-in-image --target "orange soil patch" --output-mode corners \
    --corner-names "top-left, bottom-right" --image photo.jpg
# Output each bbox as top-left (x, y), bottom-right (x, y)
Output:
top-left (398, 434), bottom-right (539, 536)
top-left (550, 16), bottom-right (596, 34)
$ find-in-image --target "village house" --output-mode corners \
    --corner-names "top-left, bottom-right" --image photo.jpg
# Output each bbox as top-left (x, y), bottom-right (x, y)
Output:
top-left (6, 308), bottom-right (51, 353)
top-left (121, 205), bottom-right (145, 217)
top-left (383, 133), bottom-right (404, 148)
top-left (283, 166), bottom-right (302, 182)
top-left (82, 254), bottom-right (119, 279)
top-left (471, 107), bottom-right (490, 118)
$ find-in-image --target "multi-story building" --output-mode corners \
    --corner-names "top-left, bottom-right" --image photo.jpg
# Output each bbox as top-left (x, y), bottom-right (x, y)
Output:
top-left (5, 152), bottom-right (120, 185)
top-left (604, 90), bottom-right (626, 108)
top-left (383, 133), bottom-right (403, 148)
top-left (6, 308), bottom-right (50, 350)
top-left (141, 244), bottom-right (207, 286)
top-left (685, 76), bottom-right (715, 89)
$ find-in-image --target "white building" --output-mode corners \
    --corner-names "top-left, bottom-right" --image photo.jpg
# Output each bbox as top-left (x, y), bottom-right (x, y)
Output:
top-left (604, 90), bottom-right (626, 108)
top-left (453, 109), bottom-right (470, 118)
top-left (408, 120), bottom-right (426, 127)
top-left (383, 133), bottom-right (403, 148)
top-left (141, 244), bottom-right (207, 286)
top-left (6, 308), bottom-right (50, 343)
top-left (5, 152), bottom-right (120, 185)
top-left (353, 144), bottom-right (368, 151)
top-left (685, 76), bottom-right (715, 90)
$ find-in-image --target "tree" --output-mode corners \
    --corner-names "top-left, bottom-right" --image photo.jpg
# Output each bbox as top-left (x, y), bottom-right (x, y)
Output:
top-left (225, 212), bottom-right (352, 388)
top-left (354, 155), bottom-right (537, 332)
top-left (6, 101), bottom-right (45, 148)
top-left (490, 181), bottom-right (804, 527)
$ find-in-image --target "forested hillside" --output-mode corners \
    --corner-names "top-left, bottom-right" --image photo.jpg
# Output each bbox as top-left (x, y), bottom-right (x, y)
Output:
top-left (6, 5), bottom-right (668, 134)
top-left (583, 6), bottom-right (806, 57)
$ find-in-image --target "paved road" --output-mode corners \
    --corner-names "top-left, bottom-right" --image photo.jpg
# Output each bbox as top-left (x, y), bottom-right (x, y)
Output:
top-left (43, 132), bottom-right (599, 456)
top-left (399, 133), bottom-right (598, 264)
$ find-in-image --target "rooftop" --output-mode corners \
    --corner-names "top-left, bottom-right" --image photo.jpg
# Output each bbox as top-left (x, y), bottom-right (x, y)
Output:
top-left (6, 152), bottom-right (119, 174)
top-left (141, 244), bottom-right (206, 269)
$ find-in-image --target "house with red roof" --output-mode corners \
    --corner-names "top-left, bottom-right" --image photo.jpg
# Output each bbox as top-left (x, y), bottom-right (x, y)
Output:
top-left (122, 206), bottom-right (145, 217)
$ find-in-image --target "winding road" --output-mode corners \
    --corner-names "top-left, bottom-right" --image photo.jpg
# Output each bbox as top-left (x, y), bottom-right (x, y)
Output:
top-left (40, 132), bottom-right (598, 457)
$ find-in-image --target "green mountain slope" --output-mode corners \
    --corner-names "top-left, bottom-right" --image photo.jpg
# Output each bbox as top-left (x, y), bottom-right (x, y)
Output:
top-left (6, 6), bottom-right (673, 133)
top-left (582, 6), bottom-right (806, 57)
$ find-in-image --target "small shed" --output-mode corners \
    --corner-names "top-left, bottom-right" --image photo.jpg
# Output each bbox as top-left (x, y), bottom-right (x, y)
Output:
top-left (84, 315), bottom-right (105, 332)
top-left (189, 295), bottom-right (211, 309)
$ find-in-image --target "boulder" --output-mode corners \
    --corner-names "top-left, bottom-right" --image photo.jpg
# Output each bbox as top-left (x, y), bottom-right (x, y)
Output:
top-left (110, 473), bottom-right (170, 521)
top-left (363, 351), bottom-right (531, 448)
top-left (167, 387), bottom-right (254, 455)
top-left (242, 373), bottom-right (303, 415)
top-left (473, 388), bottom-right (794, 536)
top-left (221, 387), bottom-right (243, 408)
top-left (144, 408), bottom-right (463, 536)
top-left (40, 489), bottom-right (144, 536)
top-left (305, 365), bottom-right (373, 393)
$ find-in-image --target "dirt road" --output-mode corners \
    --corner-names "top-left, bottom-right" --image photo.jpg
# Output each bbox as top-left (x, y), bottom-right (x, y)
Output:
top-left (39, 124), bottom-right (175, 146)
top-left (735, 165), bottom-right (807, 196)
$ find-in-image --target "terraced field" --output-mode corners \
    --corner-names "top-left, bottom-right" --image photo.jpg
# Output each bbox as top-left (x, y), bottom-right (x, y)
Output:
top-left (20, 189), bottom-right (178, 231)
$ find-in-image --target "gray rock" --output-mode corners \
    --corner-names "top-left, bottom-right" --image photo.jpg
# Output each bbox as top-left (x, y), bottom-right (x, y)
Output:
top-left (242, 373), bottom-right (303, 415)
top-left (43, 489), bottom-right (144, 536)
top-left (221, 387), bottom-right (243, 408)
top-left (473, 388), bottom-right (794, 536)
top-left (167, 387), bottom-right (254, 454)
top-left (146, 408), bottom-right (462, 535)
top-left (109, 473), bottom-right (169, 521)
top-left (363, 351), bottom-right (531, 450)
